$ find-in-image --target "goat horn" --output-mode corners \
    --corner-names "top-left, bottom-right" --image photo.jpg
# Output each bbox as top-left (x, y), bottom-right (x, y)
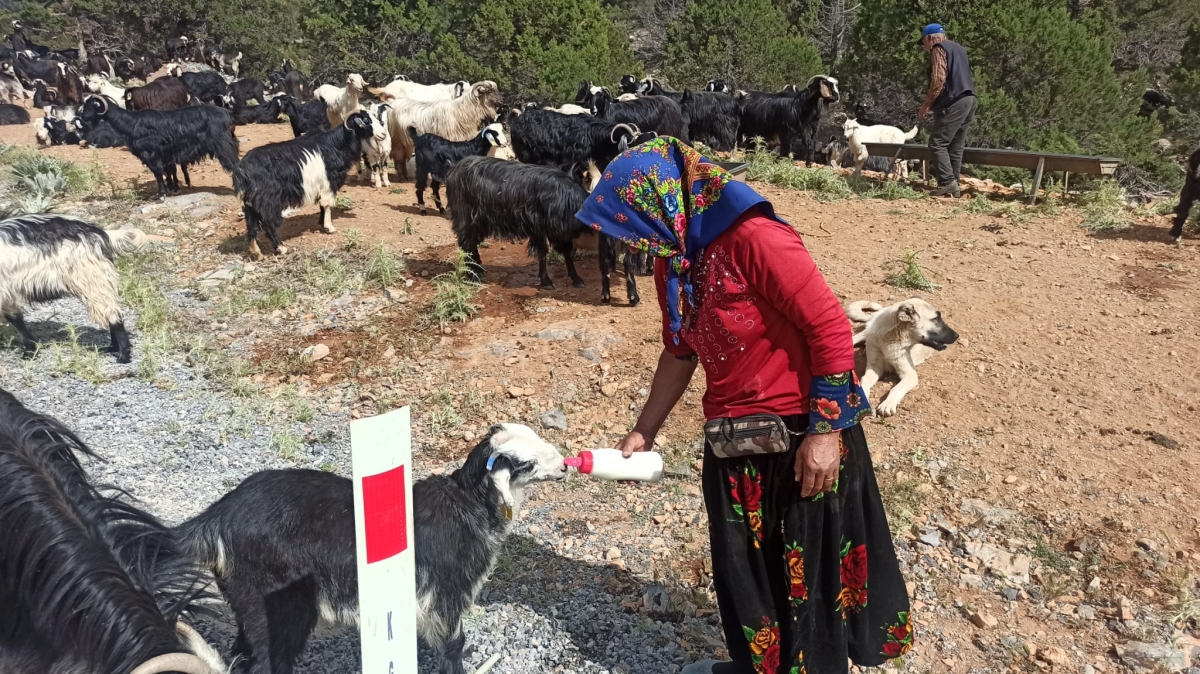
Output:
top-left (130, 653), bottom-right (216, 674)
top-left (93, 95), bottom-right (109, 114)
top-left (610, 123), bottom-right (635, 142)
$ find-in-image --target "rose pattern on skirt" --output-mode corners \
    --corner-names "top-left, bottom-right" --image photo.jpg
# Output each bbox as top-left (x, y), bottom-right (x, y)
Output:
top-left (881, 611), bottom-right (914, 658)
top-left (743, 618), bottom-right (781, 674)
top-left (729, 462), bottom-right (765, 548)
top-left (835, 540), bottom-right (869, 619)
top-left (785, 542), bottom-right (808, 605)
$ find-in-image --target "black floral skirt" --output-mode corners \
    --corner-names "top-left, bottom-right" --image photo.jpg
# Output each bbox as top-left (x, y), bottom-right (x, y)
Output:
top-left (701, 418), bottom-right (912, 674)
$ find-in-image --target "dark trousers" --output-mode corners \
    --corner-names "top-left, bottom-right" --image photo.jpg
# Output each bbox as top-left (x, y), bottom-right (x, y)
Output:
top-left (928, 94), bottom-right (977, 187)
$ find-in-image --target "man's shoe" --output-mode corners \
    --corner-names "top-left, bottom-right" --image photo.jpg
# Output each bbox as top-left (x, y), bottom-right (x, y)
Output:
top-left (929, 182), bottom-right (961, 198)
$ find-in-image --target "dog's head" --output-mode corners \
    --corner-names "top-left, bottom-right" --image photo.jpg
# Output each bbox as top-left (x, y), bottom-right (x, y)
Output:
top-left (481, 423), bottom-right (567, 512)
top-left (897, 298), bottom-right (959, 351)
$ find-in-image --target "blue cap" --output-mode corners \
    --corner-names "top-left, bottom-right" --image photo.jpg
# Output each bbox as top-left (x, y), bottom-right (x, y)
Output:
top-left (919, 23), bottom-right (944, 42)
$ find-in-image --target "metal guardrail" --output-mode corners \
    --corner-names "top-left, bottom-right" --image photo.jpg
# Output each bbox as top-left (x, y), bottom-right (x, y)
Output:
top-left (862, 143), bottom-right (1122, 204)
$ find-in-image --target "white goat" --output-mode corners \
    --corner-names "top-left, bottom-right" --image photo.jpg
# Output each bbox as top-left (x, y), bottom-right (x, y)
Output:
top-left (548, 103), bottom-right (590, 115)
top-left (32, 117), bottom-right (50, 146)
top-left (84, 73), bottom-right (127, 108)
top-left (368, 76), bottom-right (468, 103)
top-left (314, 73), bottom-right (366, 127)
top-left (386, 80), bottom-right (505, 180)
top-left (361, 102), bottom-right (393, 188)
top-left (1, 215), bottom-right (147, 364)
top-left (843, 118), bottom-right (918, 178)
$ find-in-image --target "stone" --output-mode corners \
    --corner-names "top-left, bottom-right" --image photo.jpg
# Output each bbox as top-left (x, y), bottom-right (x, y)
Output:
top-left (1002, 587), bottom-right (1020, 602)
top-left (1118, 606), bottom-right (1135, 621)
top-left (534, 326), bottom-right (584, 341)
top-left (463, 430), bottom-right (476, 442)
top-left (1114, 641), bottom-right (1190, 674)
top-left (1003, 475), bottom-right (1018, 484)
top-left (1023, 642), bottom-right (1038, 658)
top-left (652, 515), bottom-right (668, 525)
top-left (600, 383), bottom-right (618, 397)
top-left (961, 498), bottom-right (1018, 524)
top-left (579, 347), bottom-right (603, 364)
top-left (605, 547), bottom-right (622, 561)
top-left (1146, 432), bottom-right (1180, 450)
top-left (1087, 576), bottom-right (1101, 592)
top-left (964, 541), bottom-right (1032, 582)
top-left (919, 531), bottom-right (942, 547)
top-left (507, 387), bottom-right (530, 398)
top-left (1076, 604), bottom-right (1096, 620)
top-left (540, 408), bottom-right (569, 431)
top-left (528, 524), bottom-right (541, 536)
top-left (1039, 647), bottom-right (1068, 666)
top-left (969, 612), bottom-right (998, 628)
top-left (383, 287), bottom-right (409, 303)
top-left (1136, 538), bottom-right (1156, 552)
top-left (301, 344), bottom-right (330, 362)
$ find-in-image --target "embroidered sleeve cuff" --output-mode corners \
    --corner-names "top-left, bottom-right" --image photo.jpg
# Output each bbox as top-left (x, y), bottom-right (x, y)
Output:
top-left (808, 371), bottom-right (871, 433)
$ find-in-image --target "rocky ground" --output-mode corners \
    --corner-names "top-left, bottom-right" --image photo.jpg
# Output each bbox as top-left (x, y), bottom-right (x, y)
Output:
top-left (1, 100), bottom-right (1198, 674)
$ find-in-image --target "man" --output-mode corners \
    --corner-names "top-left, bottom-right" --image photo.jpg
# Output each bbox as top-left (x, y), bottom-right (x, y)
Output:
top-left (918, 23), bottom-right (977, 198)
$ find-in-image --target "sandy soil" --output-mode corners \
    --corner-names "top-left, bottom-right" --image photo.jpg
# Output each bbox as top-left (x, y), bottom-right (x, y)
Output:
top-left (2, 103), bottom-right (1198, 674)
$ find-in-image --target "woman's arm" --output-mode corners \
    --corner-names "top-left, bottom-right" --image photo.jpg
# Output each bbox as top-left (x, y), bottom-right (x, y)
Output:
top-left (615, 349), bottom-right (697, 457)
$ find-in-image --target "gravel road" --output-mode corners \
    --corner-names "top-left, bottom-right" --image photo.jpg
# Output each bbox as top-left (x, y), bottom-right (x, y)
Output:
top-left (0, 297), bottom-right (715, 674)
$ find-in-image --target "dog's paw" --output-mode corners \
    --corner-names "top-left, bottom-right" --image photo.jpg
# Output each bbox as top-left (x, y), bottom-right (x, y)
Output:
top-left (876, 400), bottom-right (899, 417)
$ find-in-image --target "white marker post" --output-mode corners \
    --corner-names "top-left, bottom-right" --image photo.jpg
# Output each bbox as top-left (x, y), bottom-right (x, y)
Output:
top-left (351, 406), bottom-right (418, 674)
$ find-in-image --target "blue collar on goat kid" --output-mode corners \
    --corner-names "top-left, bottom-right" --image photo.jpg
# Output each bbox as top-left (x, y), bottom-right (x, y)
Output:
top-left (469, 423), bottom-right (566, 517)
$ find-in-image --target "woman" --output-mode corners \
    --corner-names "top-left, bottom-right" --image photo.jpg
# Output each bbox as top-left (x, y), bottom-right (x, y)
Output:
top-left (577, 138), bottom-right (912, 674)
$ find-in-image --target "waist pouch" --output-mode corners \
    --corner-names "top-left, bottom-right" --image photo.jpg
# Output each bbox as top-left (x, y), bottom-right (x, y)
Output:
top-left (704, 413), bottom-right (800, 459)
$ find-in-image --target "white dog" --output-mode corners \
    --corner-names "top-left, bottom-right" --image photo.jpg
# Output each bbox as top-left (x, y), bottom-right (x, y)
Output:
top-left (847, 298), bottom-right (959, 417)
top-left (843, 118), bottom-right (919, 178)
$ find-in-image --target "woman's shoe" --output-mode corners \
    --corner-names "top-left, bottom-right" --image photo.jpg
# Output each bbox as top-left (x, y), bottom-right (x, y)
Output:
top-left (681, 660), bottom-right (721, 674)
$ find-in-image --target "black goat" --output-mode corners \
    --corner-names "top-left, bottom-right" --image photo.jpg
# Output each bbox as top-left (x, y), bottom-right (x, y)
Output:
top-left (232, 96), bottom-right (285, 126)
top-left (591, 90), bottom-right (688, 141)
top-left (852, 102), bottom-right (883, 127)
top-left (79, 96), bottom-right (239, 198)
top-left (85, 52), bottom-right (114, 77)
top-left (0, 103), bottom-right (29, 124)
top-left (164, 36), bottom-right (191, 61)
top-left (75, 114), bottom-right (125, 148)
top-left (269, 59), bottom-right (310, 100)
top-left (738, 75), bottom-right (839, 164)
top-left (230, 77), bottom-right (266, 106)
top-left (574, 79), bottom-right (606, 107)
top-left (618, 74), bottom-right (639, 95)
top-left (45, 116), bottom-right (81, 145)
top-left (0, 387), bottom-right (226, 674)
top-left (411, 122), bottom-right (508, 215)
top-left (9, 21), bottom-right (48, 57)
top-left (447, 155), bottom-right (598, 289)
top-left (31, 78), bottom-right (56, 107)
top-left (124, 77), bottom-right (190, 111)
top-left (234, 110), bottom-right (375, 259)
top-left (507, 106), bottom-right (636, 175)
top-left (115, 55), bottom-right (161, 81)
top-left (637, 76), bottom-right (685, 104)
top-left (680, 89), bottom-right (739, 151)
top-left (704, 79), bottom-right (731, 94)
top-left (175, 424), bottom-right (564, 674)
top-left (1170, 146), bottom-right (1200, 242)
top-left (278, 94), bottom-right (329, 137)
top-left (175, 69), bottom-right (230, 106)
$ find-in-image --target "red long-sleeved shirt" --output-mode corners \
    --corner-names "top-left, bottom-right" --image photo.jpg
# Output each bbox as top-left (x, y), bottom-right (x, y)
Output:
top-left (656, 211), bottom-right (855, 421)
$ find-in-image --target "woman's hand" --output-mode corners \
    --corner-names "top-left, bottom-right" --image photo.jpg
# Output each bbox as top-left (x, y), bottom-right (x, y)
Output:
top-left (795, 432), bottom-right (841, 497)
top-left (615, 430), bottom-right (653, 458)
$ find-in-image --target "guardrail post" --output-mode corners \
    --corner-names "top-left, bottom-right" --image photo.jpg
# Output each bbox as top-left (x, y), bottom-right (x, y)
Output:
top-left (1028, 156), bottom-right (1045, 206)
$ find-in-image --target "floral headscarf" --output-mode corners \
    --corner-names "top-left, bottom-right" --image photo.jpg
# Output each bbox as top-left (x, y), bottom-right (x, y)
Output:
top-left (576, 137), bottom-right (781, 343)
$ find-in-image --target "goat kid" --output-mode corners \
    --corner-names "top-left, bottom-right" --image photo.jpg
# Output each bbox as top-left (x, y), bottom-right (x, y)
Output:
top-left (360, 102), bottom-right (393, 188)
top-left (176, 423), bottom-right (566, 674)
top-left (1, 215), bottom-right (147, 364)
top-left (235, 110), bottom-right (375, 259)
top-left (411, 122), bottom-right (508, 215)
top-left (842, 117), bottom-right (918, 177)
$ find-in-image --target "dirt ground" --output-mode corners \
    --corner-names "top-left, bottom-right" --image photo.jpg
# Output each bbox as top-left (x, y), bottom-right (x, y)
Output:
top-left (3, 105), bottom-right (1198, 674)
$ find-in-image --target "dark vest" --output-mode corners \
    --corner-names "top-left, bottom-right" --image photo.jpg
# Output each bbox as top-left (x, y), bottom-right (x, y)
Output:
top-left (933, 39), bottom-right (974, 110)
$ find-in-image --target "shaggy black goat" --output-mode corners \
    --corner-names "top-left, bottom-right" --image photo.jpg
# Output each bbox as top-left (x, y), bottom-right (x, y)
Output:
top-left (738, 75), bottom-right (839, 164)
top-left (175, 70), bottom-right (231, 106)
top-left (1, 215), bottom-right (147, 363)
top-left (0, 388), bottom-right (225, 674)
top-left (124, 77), bottom-right (190, 111)
top-left (591, 90), bottom-right (687, 141)
top-left (164, 36), bottom-right (191, 61)
top-left (115, 55), bottom-right (161, 81)
top-left (1170, 146), bottom-right (1200, 242)
top-left (44, 116), bottom-right (81, 145)
top-left (79, 96), bottom-right (239, 198)
top-left (618, 74), bottom-right (639, 95)
top-left (75, 114), bottom-right (125, 148)
top-left (679, 89), bottom-right (739, 151)
top-left (12, 53), bottom-right (57, 87)
top-left (85, 52), bottom-right (114, 77)
top-left (704, 79), bottom-right (731, 94)
top-left (637, 76), bottom-right (685, 104)
top-left (0, 103), bottom-right (29, 124)
top-left (574, 79), bottom-right (606, 107)
top-left (31, 78), bottom-right (56, 107)
top-left (269, 59), bottom-right (310, 101)
top-left (234, 110), bottom-right (375, 259)
top-left (9, 21), bottom-right (49, 57)
top-left (411, 122), bottom-right (508, 215)
top-left (176, 423), bottom-right (566, 674)
top-left (230, 77), bottom-right (266, 106)
top-left (278, 94), bottom-right (329, 137)
top-left (507, 107), bottom-right (636, 174)
top-left (447, 156), bottom-right (603, 290)
top-left (232, 96), bottom-right (284, 126)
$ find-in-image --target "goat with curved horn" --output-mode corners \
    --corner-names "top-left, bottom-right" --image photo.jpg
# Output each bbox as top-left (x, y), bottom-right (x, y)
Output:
top-left (130, 652), bottom-right (220, 674)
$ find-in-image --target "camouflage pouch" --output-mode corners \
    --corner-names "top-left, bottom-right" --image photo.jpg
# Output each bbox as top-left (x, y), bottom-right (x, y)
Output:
top-left (704, 414), bottom-right (797, 459)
